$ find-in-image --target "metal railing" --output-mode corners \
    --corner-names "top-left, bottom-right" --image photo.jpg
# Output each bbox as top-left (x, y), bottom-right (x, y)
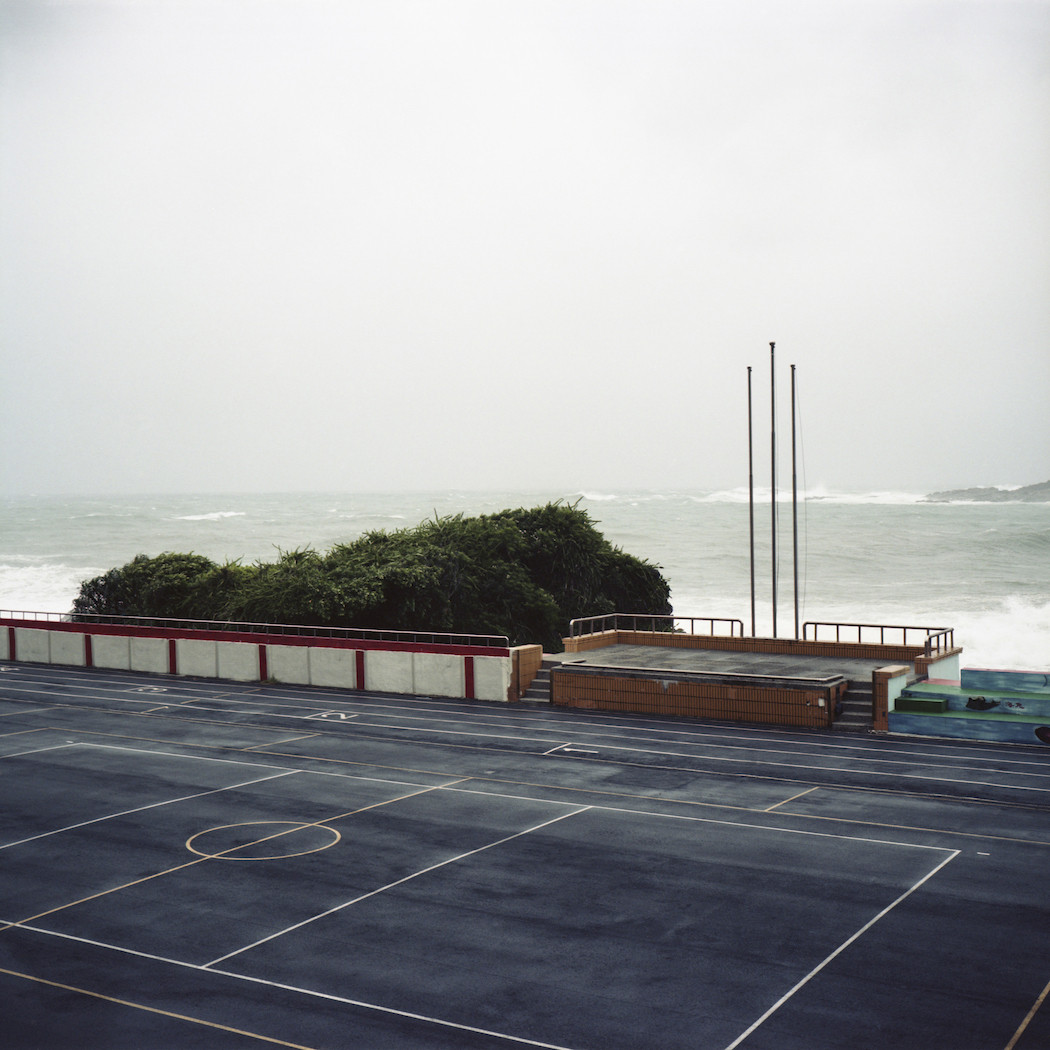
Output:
top-left (0, 609), bottom-right (509, 651)
top-left (569, 613), bottom-right (745, 638)
top-left (803, 620), bottom-right (954, 655)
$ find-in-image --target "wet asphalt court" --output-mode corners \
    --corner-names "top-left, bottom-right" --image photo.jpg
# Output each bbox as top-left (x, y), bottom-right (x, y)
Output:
top-left (0, 662), bottom-right (1047, 1050)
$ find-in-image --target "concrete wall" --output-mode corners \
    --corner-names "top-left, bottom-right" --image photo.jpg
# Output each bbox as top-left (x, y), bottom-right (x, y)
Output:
top-left (475, 655), bottom-right (503, 704)
top-left (15, 628), bottom-right (51, 664)
top-left (49, 631), bottom-right (87, 667)
top-left (217, 641), bottom-right (261, 683)
top-left (267, 644), bottom-right (311, 685)
top-left (308, 646), bottom-right (357, 689)
top-left (0, 618), bottom-right (512, 704)
top-left (93, 634), bottom-right (131, 671)
top-left (130, 637), bottom-right (169, 675)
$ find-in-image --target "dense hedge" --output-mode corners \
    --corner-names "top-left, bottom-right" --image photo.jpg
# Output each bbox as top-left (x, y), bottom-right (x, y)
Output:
top-left (72, 502), bottom-right (672, 651)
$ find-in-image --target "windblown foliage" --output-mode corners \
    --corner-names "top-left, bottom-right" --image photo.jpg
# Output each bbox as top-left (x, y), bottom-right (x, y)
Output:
top-left (72, 502), bottom-right (671, 650)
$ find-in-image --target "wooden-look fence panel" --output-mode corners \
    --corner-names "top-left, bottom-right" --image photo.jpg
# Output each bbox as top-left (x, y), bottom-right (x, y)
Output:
top-left (551, 668), bottom-right (841, 728)
top-left (510, 644), bottom-right (544, 701)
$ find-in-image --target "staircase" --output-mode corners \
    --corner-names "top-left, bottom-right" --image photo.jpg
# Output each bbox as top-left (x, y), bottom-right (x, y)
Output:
top-left (519, 660), bottom-right (555, 703)
top-left (832, 679), bottom-right (873, 732)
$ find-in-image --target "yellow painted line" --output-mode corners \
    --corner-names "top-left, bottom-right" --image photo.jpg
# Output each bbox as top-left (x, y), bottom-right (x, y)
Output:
top-left (0, 966), bottom-right (319, 1050)
top-left (0, 728), bottom-right (53, 742)
top-left (9, 781), bottom-right (464, 927)
top-left (1004, 974), bottom-right (1050, 1050)
top-left (772, 807), bottom-right (1050, 849)
top-left (765, 786), bottom-right (819, 812)
top-left (243, 734), bottom-right (321, 750)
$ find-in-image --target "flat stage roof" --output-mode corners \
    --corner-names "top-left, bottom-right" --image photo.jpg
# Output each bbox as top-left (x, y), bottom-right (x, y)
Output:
top-left (549, 643), bottom-right (893, 681)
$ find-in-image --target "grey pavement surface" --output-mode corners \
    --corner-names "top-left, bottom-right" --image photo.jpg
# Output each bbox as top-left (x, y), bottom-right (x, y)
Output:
top-left (0, 662), bottom-right (1048, 1050)
top-left (548, 644), bottom-right (892, 681)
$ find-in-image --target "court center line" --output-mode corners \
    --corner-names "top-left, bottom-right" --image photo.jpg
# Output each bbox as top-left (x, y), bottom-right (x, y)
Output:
top-left (6, 780), bottom-right (458, 928)
top-left (0, 966), bottom-right (321, 1050)
top-left (205, 804), bottom-right (592, 968)
top-left (721, 848), bottom-right (962, 1050)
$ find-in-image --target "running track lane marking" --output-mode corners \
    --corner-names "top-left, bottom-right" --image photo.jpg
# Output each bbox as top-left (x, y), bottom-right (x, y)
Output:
top-left (0, 966), bottom-right (321, 1050)
top-left (721, 848), bottom-right (961, 1050)
top-left (1004, 973), bottom-right (1050, 1050)
top-left (204, 804), bottom-right (593, 967)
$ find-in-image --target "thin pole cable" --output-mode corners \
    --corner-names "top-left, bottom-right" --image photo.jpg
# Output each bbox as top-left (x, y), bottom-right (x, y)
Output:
top-left (747, 366), bottom-right (756, 637)
top-left (795, 372), bottom-right (809, 628)
top-left (791, 364), bottom-right (799, 640)
top-left (770, 342), bottom-right (777, 638)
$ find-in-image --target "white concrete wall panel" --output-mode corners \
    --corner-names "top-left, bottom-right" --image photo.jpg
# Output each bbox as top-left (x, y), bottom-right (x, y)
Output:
top-left (412, 653), bottom-right (463, 698)
top-left (926, 652), bottom-right (961, 683)
top-left (93, 634), bottom-right (131, 671)
top-left (473, 655), bottom-right (511, 703)
top-left (15, 628), bottom-right (51, 664)
top-left (217, 641), bottom-right (260, 682)
top-left (268, 644), bottom-right (310, 685)
top-left (130, 637), bottom-right (170, 675)
top-left (49, 632), bottom-right (87, 667)
top-left (309, 647), bottom-right (356, 689)
top-left (366, 650), bottom-right (413, 694)
top-left (0, 629), bottom-right (9, 660)
top-left (177, 639), bottom-right (218, 679)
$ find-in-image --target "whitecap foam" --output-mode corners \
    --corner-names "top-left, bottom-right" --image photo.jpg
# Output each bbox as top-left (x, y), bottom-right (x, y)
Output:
top-left (0, 562), bottom-right (101, 615)
top-left (174, 511), bottom-right (247, 522)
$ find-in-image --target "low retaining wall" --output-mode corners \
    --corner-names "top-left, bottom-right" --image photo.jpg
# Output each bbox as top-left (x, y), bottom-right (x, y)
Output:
top-left (551, 664), bottom-right (846, 728)
top-left (1, 618), bottom-right (513, 703)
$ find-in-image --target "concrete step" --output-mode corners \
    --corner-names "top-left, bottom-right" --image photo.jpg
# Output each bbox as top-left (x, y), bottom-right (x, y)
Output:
top-left (832, 682), bottom-right (872, 731)
top-left (520, 664), bottom-right (552, 703)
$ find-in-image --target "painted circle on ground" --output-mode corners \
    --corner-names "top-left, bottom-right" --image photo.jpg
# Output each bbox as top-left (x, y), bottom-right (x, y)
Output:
top-left (186, 821), bottom-right (341, 861)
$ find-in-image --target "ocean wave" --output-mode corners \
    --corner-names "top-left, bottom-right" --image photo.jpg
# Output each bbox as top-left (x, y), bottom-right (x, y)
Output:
top-left (692, 488), bottom-right (929, 505)
top-left (576, 491), bottom-right (622, 502)
top-left (0, 563), bottom-right (100, 614)
top-left (174, 511), bottom-right (247, 522)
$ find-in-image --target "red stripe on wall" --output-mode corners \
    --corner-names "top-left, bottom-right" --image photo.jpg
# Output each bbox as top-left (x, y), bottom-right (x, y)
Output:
top-left (464, 656), bottom-right (475, 700)
top-left (168, 639), bottom-right (177, 675)
top-left (84, 635), bottom-right (93, 667)
top-left (355, 650), bottom-right (366, 691)
top-left (258, 644), bottom-right (268, 682)
top-left (0, 617), bottom-right (508, 659)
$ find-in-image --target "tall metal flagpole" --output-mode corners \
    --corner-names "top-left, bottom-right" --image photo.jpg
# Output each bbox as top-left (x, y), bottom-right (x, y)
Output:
top-left (770, 342), bottom-right (777, 638)
top-left (791, 363), bottom-right (799, 640)
top-left (747, 366), bottom-right (756, 637)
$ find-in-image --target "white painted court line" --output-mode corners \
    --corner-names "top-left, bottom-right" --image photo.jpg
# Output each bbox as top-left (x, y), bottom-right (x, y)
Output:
top-left (721, 848), bottom-right (961, 1050)
top-left (4, 923), bottom-right (585, 1050)
top-left (0, 766), bottom-right (300, 851)
top-left (204, 804), bottom-right (592, 968)
top-left (0, 742), bottom-right (82, 761)
top-left (541, 739), bottom-right (1050, 793)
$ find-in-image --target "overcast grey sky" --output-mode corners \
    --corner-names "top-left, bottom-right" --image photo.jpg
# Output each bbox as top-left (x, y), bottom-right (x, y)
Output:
top-left (1, 0), bottom-right (1047, 496)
